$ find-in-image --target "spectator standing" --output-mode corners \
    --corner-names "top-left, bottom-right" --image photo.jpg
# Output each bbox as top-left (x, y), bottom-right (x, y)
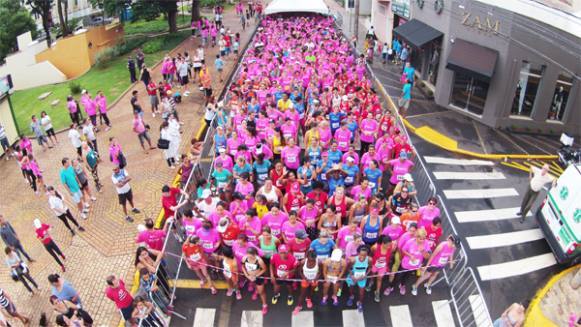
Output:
top-left (67, 96), bottom-right (82, 126)
top-left (83, 142), bottom-right (103, 192)
top-left (111, 165), bottom-right (140, 222)
top-left (517, 164), bottom-right (556, 223)
top-left (34, 219), bottom-right (66, 272)
top-left (147, 80), bottom-right (160, 117)
top-left (105, 275), bottom-right (134, 324)
top-left (0, 214), bottom-right (34, 262)
top-left (130, 90), bottom-right (144, 118)
top-left (0, 288), bottom-right (30, 324)
top-left (136, 49), bottom-right (145, 70)
top-left (47, 185), bottom-right (86, 235)
top-left (128, 56), bottom-right (137, 83)
top-left (82, 118), bottom-right (98, 153)
top-left (67, 124), bottom-right (83, 158)
top-left (30, 115), bottom-right (51, 151)
top-left (132, 112), bottom-right (155, 154)
top-left (0, 123), bottom-right (12, 160)
top-left (95, 90), bottom-right (112, 130)
top-left (60, 157), bottom-right (89, 219)
top-left (215, 55), bottom-right (225, 83)
top-left (5, 246), bottom-right (39, 294)
top-left (40, 111), bottom-right (58, 146)
top-left (48, 274), bottom-right (82, 308)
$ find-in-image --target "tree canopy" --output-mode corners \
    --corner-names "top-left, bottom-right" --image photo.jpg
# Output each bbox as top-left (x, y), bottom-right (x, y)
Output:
top-left (0, 0), bottom-right (38, 62)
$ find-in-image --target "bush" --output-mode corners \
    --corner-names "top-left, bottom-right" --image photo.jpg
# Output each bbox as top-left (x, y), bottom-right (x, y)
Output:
top-left (142, 39), bottom-right (163, 54)
top-left (94, 37), bottom-right (148, 68)
top-left (201, 0), bottom-right (218, 7)
top-left (69, 81), bottom-right (83, 95)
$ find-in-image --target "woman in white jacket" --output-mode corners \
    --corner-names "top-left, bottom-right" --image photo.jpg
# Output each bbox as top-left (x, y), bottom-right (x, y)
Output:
top-left (160, 121), bottom-right (178, 168)
top-left (46, 186), bottom-right (85, 235)
top-left (168, 113), bottom-right (182, 164)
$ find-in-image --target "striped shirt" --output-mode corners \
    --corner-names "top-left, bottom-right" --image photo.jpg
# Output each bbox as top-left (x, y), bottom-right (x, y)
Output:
top-left (0, 125), bottom-right (6, 140)
top-left (0, 288), bottom-right (10, 308)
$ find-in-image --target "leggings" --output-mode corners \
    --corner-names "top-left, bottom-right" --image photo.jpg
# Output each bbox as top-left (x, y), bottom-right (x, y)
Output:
top-left (100, 113), bottom-right (111, 126)
top-left (44, 240), bottom-right (65, 267)
top-left (89, 166), bottom-right (102, 191)
top-left (70, 112), bottom-right (82, 125)
top-left (16, 270), bottom-right (38, 293)
top-left (26, 169), bottom-right (37, 192)
top-left (166, 157), bottom-right (176, 167)
top-left (90, 115), bottom-right (97, 127)
top-left (57, 210), bottom-right (81, 233)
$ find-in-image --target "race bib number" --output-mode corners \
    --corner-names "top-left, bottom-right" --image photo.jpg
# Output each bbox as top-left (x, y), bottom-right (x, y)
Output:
top-left (258, 173), bottom-right (268, 180)
top-left (339, 141), bottom-right (347, 148)
top-left (224, 239), bottom-right (234, 246)
top-left (248, 234), bottom-right (256, 242)
top-left (396, 206), bottom-right (405, 214)
top-left (369, 182), bottom-right (376, 188)
top-left (245, 263), bottom-right (258, 271)
top-left (287, 156), bottom-right (297, 163)
top-left (438, 256), bottom-right (449, 265)
top-left (294, 252), bottom-right (305, 260)
top-left (331, 122), bottom-right (340, 129)
top-left (345, 235), bottom-right (354, 243)
top-left (218, 182), bottom-right (227, 189)
top-left (345, 176), bottom-right (354, 184)
top-left (327, 275), bottom-right (338, 283)
top-left (189, 253), bottom-right (201, 262)
top-left (224, 269), bottom-right (232, 278)
top-left (317, 254), bottom-right (329, 261)
top-left (283, 133), bottom-right (292, 139)
top-left (409, 258), bottom-right (420, 266)
top-left (277, 269), bottom-right (288, 278)
top-left (354, 271), bottom-right (366, 278)
top-left (365, 232), bottom-right (377, 239)
top-left (272, 229), bottom-right (281, 237)
top-left (375, 260), bottom-right (386, 268)
top-left (202, 242), bottom-right (214, 250)
top-left (397, 175), bottom-right (404, 181)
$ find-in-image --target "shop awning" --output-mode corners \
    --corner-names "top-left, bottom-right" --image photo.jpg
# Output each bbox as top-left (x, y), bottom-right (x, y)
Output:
top-left (446, 39), bottom-right (499, 81)
top-left (393, 19), bottom-right (443, 48)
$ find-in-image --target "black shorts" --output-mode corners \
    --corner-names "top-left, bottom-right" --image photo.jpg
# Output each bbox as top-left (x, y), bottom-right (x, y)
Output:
top-left (0, 137), bottom-right (9, 151)
top-left (80, 180), bottom-right (89, 190)
top-left (253, 277), bottom-right (265, 285)
top-left (37, 135), bottom-right (48, 146)
top-left (118, 189), bottom-right (133, 205)
top-left (426, 265), bottom-right (445, 273)
top-left (274, 278), bottom-right (292, 285)
top-left (46, 128), bottom-right (56, 137)
top-left (193, 66), bottom-right (202, 73)
top-left (204, 88), bottom-right (213, 97)
top-left (180, 76), bottom-right (189, 85)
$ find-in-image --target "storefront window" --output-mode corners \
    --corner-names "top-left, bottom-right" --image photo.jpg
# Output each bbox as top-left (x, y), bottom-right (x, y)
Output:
top-left (510, 61), bottom-right (545, 117)
top-left (547, 73), bottom-right (573, 121)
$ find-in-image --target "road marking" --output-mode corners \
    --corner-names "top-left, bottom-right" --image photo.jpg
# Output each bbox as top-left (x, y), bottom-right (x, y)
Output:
top-left (241, 310), bottom-right (263, 327)
top-left (169, 279), bottom-right (229, 289)
top-left (433, 171), bottom-right (505, 180)
top-left (193, 308), bottom-right (216, 327)
top-left (468, 295), bottom-right (493, 327)
top-left (455, 207), bottom-right (531, 223)
top-left (432, 300), bottom-right (456, 327)
top-left (423, 156), bottom-right (494, 166)
top-left (466, 228), bottom-right (545, 249)
top-left (444, 188), bottom-right (518, 199)
top-left (477, 253), bottom-right (557, 281)
top-left (342, 309), bottom-right (365, 327)
top-left (292, 311), bottom-right (314, 327)
top-left (389, 305), bottom-right (413, 327)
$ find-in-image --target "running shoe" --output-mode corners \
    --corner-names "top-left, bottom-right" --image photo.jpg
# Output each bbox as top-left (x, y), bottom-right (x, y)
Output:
top-left (374, 291), bottom-right (380, 303)
top-left (411, 286), bottom-right (418, 296)
top-left (306, 298), bottom-right (313, 309)
top-left (91, 197), bottom-right (97, 201)
top-left (132, 208), bottom-right (141, 214)
top-left (332, 296), bottom-right (339, 306)
top-left (251, 291), bottom-right (258, 301)
top-left (383, 287), bottom-right (393, 296)
top-left (426, 286), bottom-right (432, 295)
top-left (292, 306), bottom-right (302, 316)
top-left (287, 295), bottom-right (294, 306)
top-left (82, 208), bottom-right (89, 214)
top-left (347, 295), bottom-right (354, 307)
top-left (357, 302), bottom-right (363, 313)
top-left (337, 287), bottom-right (343, 297)
top-left (271, 293), bottom-right (280, 304)
top-left (320, 296), bottom-right (328, 305)
top-left (261, 304), bottom-right (268, 315)
top-left (125, 216), bottom-right (134, 223)
top-left (78, 226), bottom-right (85, 232)
top-left (84, 203), bottom-right (90, 208)
top-left (81, 213), bottom-right (88, 219)
top-left (226, 289), bottom-right (234, 297)
top-left (236, 290), bottom-right (242, 300)
top-left (210, 287), bottom-right (217, 295)
top-left (399, 284), bottom-right (406, 295)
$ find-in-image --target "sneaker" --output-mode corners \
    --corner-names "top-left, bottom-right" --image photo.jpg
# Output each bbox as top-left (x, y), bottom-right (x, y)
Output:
top-left (426, 286), bottom-right (432, 295)
top-left (271, 293), bottom-right (280, 304)
top-left (411, 286), bottom-right (418, 296)
top-left (91, 197), bottom-right (97, 201)
top-left (78, 226), bottom-right (85, 232)
top-left (292, 306), bottom-right (302, 316)
top-left (374, 291), bottom-right (380, 303)
top-left (332, 296), bottom-right (339, 306)
top-left (236, 290), bottom-right (242, 300)
top-left (287, 295), bottom-right (294, 306)
top-left (399, 284), bottom-right (406, 295)
top-left (70, 230), bottom-right (76, 236)
top-left (306, 298), bottom-right (313, 309)
top-left (320, 296), bottom-right (328, 305)
top-left (152, 112), bottom-right (156, 118)
top-left (347, 295), bottom-right (354, 307)
top-left (210, 287), bottom-right (217, 295)
top-left (337, 287), bottom-right (342, 297)
top-left (125, 216), bottom-right (134, 223)
top-left (132, 208), bottom-right (141, 214)
top-left (226, 289), bottom-right (234, 297)
top-left (261, 304), bottom-right (268, 315)
top-left (81, 213), bottom-right (88, 219)
top-left (82, 208), bottom-right (89, 214)
top-left (357, 302), bottom-right (363, 313)
top-left (383, 287), bottom-right (393, 296)
top-left (61, 265), bottom-right (66, 272)
top-left (251, 291), bottom-right (258, 301)
top-left (84, 203), bottom-right (90, 208)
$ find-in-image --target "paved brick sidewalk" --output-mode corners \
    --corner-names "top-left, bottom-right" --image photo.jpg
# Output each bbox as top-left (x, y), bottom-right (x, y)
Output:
top-left (0, 8), bottom-right (255, 325)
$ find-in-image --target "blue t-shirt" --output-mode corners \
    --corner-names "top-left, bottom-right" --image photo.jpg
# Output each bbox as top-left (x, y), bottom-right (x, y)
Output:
top-left (347, 121), bottom-right (358, 141)
top-left (60, 166), bottom-right (80, 193)
top-left (310, 239), bottom-right (336, 258)
top-left (364, 167), bottom-right (383, 192)
top-left (343, 165), bottom-right (360, 186)
top-left (402, 83), bottom-right (412, 100)
top-left (327, 150), bottom-right (343, 165)
top-left (215, 58), bottom-right (224, 70)
top-left (328, 176), bottom-right (345, 196)
top-left (297, 165), bottom-right (314, 193)
top-left (404, 66), bottom-right (415, 82)
top-left (306, 147), bottom-right (322, 162)
top-left (233, 163), bottom-right (252, 177)
top-left (253, 160), bottom-right (271, 182)
top-left (52, 280), bottom-right (81, 306)
top-left (329, 112), bottom-right (345, 131)
top-left (316, 160), bottom-right (332, 182)
top-left (214, 134), bottom-right (227, 152)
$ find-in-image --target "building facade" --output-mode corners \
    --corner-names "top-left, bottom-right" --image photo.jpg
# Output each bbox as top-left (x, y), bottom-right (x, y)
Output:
top-left (392, 0), bottom-right (580, 137)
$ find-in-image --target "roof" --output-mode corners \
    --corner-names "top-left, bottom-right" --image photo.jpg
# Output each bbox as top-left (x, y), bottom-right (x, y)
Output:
top-left (446, 39), bottom-right (499, 81)
top-left (264, 0), bottom-right (331, 15)
top-left (393, 19), bottom-right (443, 48)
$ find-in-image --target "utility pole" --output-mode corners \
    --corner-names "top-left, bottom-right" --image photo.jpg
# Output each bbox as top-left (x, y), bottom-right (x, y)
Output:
top-left (354, 0), bottom-right (360, 48)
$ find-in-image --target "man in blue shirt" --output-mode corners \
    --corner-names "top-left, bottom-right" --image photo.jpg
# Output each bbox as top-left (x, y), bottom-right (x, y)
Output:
top-left (403, 62), bottom-right (415, 86)
top-left (309, 230), bottom-right (336, 261)
top-left (214, 54), bottom-right (224, 82)
top-left (49, 274), bottom-right (82, 307)
top-left (398, 80), bottom-right (412, 116)
top-left (342, 157), bottom-right (360, 188)
top-left (60, 157), bottom-right (89, 219)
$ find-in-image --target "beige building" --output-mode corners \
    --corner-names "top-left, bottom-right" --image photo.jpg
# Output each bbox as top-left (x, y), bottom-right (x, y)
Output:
top-left (370, 0), bottom-right (411, 44)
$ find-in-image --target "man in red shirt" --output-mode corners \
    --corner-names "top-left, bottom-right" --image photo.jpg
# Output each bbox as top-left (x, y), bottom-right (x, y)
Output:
top-left (288, 230), bottom-right (312, 261)
top-left (270, 244), bottom-right (297, 306)
top-left (425, 217), bottom-right (443, 251)
top-left (217, 217), bottom-right (240, 247)
top-left (135, 218), bottom-right (169, 251)
top-left (146, 80), bottom-right (160, 116)
top-left (105, 275), bottom-right (134, 322)
top-left (161, 184), bottom-right (188, 221)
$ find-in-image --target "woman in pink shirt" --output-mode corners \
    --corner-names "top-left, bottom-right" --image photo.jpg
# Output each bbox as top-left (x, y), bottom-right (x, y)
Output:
top-left (334, 124), bottom-right (352, 152)
top-left (239, 209), bottom-right (262, 245)
top-left (318, 120), bottom-right (332, 150)
top-left (360, 117), bottom-right (378, 153)
top-left (95, 91), bottom-right (111, 129)
top-left (388, 151), bottom-right (414, 186)
top-left (337, 222), bottom-right (362, 250)
top-left (350, 179), bottom-right (372, 201)
top-left (108, 137), bottom-right (122, 166)
top-left (418, 197), bottom-right (441, 229)
top-left (195, 220), bottom-right (221, 254)
top-left (230, 192), bottom-right (249, 224)
top-left (281, 211), bottom-right (305, 244)
top-left (412, 235), bottom-right (459, 295)
top-left (260, 205), bottom-right (289, 239)
top-left (67, 96), bottom-right (81, 125)
top-left (397, 228), bottom-right (430, 295)
top-left (281, 138), bottom-right (301, 171)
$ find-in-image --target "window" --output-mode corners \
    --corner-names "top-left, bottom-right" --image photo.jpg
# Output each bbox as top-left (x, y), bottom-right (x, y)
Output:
top-left (510, 61), bottom-right (545, 117)
top-left (547, 73), bottom-right (573, 121)
top-left (378, 4), bottom-right (388, 15)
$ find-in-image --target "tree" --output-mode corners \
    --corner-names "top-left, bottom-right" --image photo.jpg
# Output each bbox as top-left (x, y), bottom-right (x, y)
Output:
top-left (191, 0), bottom-right (200, 22)
top-left (26, 0), bottom-right (54, 47)
top-left (0, 0), bottom-right (38, 62)
top-left (159, 0), bottom-right (179, 33)
top-left (56, 0), bottom-right (70, 37)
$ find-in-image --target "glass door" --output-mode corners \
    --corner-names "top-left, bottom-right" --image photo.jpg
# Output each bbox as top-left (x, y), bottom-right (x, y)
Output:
top-left (450, 72), bottom-right (489, 115)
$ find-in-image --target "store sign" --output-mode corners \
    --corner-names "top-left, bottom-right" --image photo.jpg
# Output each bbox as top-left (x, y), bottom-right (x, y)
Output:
top-left (461, 12), bottom-right (500, 34)
top-left (392, 0), bottom-right (411, 19)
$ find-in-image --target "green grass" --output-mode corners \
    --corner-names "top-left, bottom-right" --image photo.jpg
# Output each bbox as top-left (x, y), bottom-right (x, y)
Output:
top-left (11, 30), bottom-right (190, 136)
top-left (124, 15), bottom-right (191, 36)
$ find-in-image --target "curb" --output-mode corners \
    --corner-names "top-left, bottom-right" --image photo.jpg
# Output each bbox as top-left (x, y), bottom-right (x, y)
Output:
top-left (373, 76), bottom-right (558, 161)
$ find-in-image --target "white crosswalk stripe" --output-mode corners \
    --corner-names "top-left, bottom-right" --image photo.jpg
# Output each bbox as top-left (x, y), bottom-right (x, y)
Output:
top-left (389, 305), bottom-right (413, 327)
top-left (466, 228), bottom-right (545, 249)
top-left (444, 188), bottom-right (518, 199)
top-left (477, 253), bottom-right (557, 281)
top-left (241, 310), bottom-right (263, 327)
top-left (193, 308), bottom-right (216, 327)
top-left (468, 295), bottom-right (494, 327)
top-left (454, 206), bottom-right (529, 223)
top-left (342, 309), bottom-right (365, 327)
top-left (423, 156), bottom-right (495, 166)
top-left (292, 311), bottom-right (314, 327)
top-left (433, 171), bottom-right (505, 180)
top-left (432, 300), bottom-right (456, 327)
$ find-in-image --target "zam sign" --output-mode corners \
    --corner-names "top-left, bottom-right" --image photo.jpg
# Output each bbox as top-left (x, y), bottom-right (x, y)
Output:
top-left (461, 12), bottom-right (500, 34)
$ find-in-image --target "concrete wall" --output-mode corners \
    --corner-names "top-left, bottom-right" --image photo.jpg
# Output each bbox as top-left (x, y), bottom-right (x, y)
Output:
top-left (345, 0), bottom-right (372, 15)
top-left (0, 98), bottom-right (18, 156)
top-left (371, 0), bottom-right (394, 44)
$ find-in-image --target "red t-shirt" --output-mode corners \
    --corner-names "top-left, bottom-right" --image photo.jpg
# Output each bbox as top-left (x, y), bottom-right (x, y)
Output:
top-left (287, 238), bottom-right (311, 261)
top-left (220, 224), bottom-right (240, 247)
top-left (425, 224), bottom-right (443, 251)
top-left (35, 223), bottom-right (52, 245)
top-left (306, 191), bottom-right (329, 212)
top-left (162, 187), bottom-right (181, 219)
top-left (105, 279), bottom-right (133, 309)
top-left (136, 229), bottom-right (167, 251)
top-left (271, 253), bottom-right (296, 279)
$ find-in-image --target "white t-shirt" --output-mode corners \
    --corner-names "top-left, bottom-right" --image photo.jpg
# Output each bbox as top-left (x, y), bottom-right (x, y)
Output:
top-left (82, 124), bottom-right (96, 141)
top-left (197, 197), bottom-right (219, 218)
top-left (530, 167), bottom-right (554, 192)
top-left (204, 105), bottom-right (216, 120)
top-left (68, 129), bottom-right (82, 148)
top-left (49, 195), bottom-right (68, 216)
top-left (41, 116), bottom-right (53, 131)
top-left (112, 169), bottom-right (131, 194)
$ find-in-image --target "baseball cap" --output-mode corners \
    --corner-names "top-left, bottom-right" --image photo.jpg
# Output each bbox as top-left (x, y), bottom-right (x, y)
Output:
top-left (278, 244), bottom-right (289, 253)
top-left (319, 230), bottom-right (330, 238)
top-left (400, 150), bottom-right (408, 159)
top-left (403, 173), bottom-right (413, 182)
top-left (218, 147), bottom-right (226, 153)
top-left (217, 218), bottom-right (229, 233)
top-left (331, 249), bottom-right (343, 261)
top-left (346, 156), bottom-right (355, 163)
top-left (391, 216), bottom-right (401, 225)
top-left (201, 189), bottom-right (212, 199)
top-left (295, 230), bottom-right (308, 239)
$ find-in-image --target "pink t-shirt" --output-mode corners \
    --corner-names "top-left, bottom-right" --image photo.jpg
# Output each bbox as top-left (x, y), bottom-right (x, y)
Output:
top-left (401, 239), bottom-right (430, 269)
top-left (345, 240), bottom-right (363, 258)
top-left (238, 216), bottom-right (262, 244)
top-left (136, 229), bottom-right (167, 251)
top-left (229, 201), bottom-right (249, 224)
top-left (261, 212), bottom-right (289, 238)
top-left (195, 228), bottom-right (221, 253)
top-left (281, 221), bottom-right (305, 241)
top-left (418, 206), bottom-right (441, 228)
top-left (389, 159), bottom-right (414, 184)
top-left (281, 146), bottom-right (301, 169)
top-left (381, 224), bottom-right (404, 241)
top-left (350, 185), bottom-right (372, 201)
top-left (342, 152), bottom-right (360, 165)
top-left (214, 155), bottom-right (233, 172)
top-left (360, 119), bottom-right (378, 143)
top-left (235, 181), bottom-right (254, 197)
top-left (334, 129), bottom-right (352, 152)
top-left (208, 211), bottom-right (232, 227)
top-left (431, 242), bottom-right (455, 267)
top-left (96, 96), bottom-right (107, 113)
top-left (337, 226), bottom-right (362, 249)
top-left (280, 123), bottom-right (297, 140)
top-left (182, 218), bottom-right (202, 237)
top-left (299, 205), bottom-right (319, 228)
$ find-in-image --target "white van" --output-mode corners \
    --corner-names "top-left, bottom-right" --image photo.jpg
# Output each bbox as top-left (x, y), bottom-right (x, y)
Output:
top-left (537, 164), bottom-right (581, 264)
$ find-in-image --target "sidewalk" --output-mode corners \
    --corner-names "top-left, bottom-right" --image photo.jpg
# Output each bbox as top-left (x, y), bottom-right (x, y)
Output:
top-left (0, 7), bottom-right (255, 325)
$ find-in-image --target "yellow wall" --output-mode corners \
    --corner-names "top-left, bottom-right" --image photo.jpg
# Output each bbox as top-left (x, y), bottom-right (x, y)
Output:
top-left (35, 24), bottom-right (124, 79)
top-left (0, 98), bottom-right (18, 156)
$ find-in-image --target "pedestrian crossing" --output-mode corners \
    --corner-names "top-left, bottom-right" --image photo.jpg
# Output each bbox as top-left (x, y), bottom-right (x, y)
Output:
top-left (422, 156), bottom-right (557, 283)
top-left (188, 300), bottom-right (459, 327)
